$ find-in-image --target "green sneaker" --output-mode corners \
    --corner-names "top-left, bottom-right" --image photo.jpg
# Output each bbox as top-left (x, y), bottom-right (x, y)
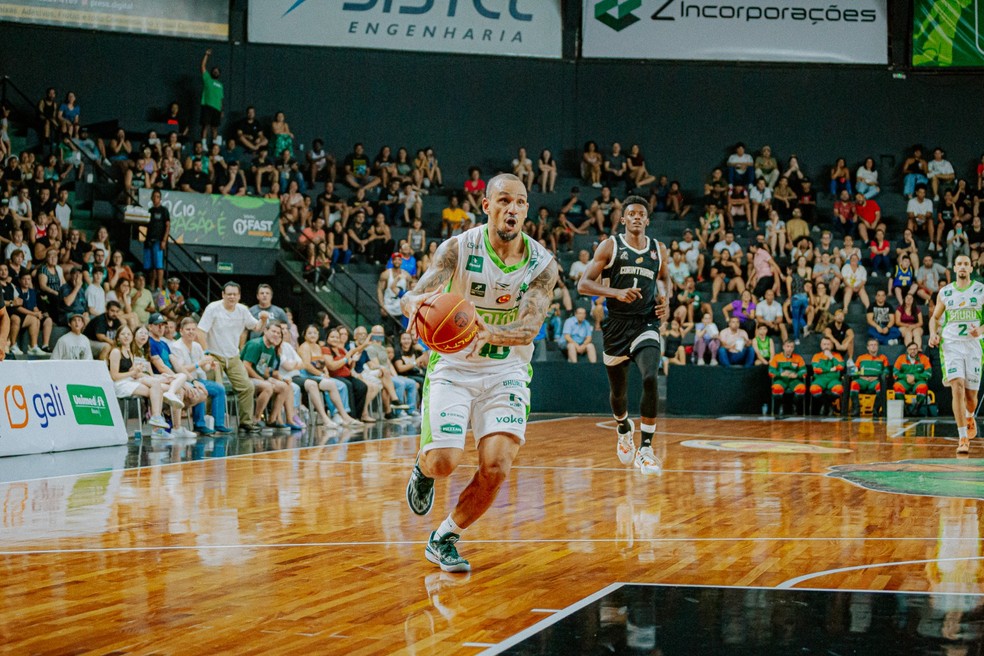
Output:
top-left (425, 531), bottom-right (471, 572)
top-left (406, 461), bottom-right (435, 516)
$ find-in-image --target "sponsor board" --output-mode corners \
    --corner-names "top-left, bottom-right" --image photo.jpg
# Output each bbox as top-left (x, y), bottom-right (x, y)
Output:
top-left (0, 0), bottom-right (228, 39)
top-left (137, 189), bottom-right (280, 249)
top-left (0, 361), bottom-right (127, 457)
top-left (583, 0), bottom-right (888, 63)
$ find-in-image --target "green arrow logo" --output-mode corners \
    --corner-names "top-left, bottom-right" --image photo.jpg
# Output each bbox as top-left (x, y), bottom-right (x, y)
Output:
top-left (595, 0), bottom-right (642, 32)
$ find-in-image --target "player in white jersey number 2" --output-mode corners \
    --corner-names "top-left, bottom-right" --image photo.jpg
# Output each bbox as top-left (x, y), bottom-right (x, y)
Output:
top-left (928, 254), bottom-right (983, 455)
top-left (400, 174), bottom-right (559, 572)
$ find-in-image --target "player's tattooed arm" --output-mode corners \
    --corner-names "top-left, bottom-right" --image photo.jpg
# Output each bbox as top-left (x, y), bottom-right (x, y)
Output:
top-left (480, 260), bottom-right (559, 346)
top-left (401, 237), bottom-right (458, 319)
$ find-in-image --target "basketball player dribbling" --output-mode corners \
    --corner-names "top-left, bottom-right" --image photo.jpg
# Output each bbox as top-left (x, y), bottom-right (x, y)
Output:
top-left (402, 174), bottom-right (558, 572)
top-left (578, 196), bottom-right (670, 474)
top-left (928, 254), bottom-right (983, 455)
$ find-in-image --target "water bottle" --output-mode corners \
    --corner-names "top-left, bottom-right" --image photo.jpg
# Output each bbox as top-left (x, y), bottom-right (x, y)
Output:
top-left (761, 404), bottom-right (768, 415)
top-left (133, 430), bottom-right (142, 441)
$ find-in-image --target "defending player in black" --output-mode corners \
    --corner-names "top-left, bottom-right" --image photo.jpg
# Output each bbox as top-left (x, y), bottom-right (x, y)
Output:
top-left (578, 196), bottom-right (670, 474)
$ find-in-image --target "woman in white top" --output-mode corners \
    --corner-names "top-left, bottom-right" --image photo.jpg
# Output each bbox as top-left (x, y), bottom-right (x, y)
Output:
top-left (693, 312), bottom-right (721, 366)
top-left (856, 157), bottom-right (879, 199)
top-left (764, 209), bottom-right (787, 256)
top-left (108, 325), bottom-right (171, 432)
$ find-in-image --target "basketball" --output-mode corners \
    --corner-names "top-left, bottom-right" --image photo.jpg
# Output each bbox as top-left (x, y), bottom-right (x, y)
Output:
top-left (415, 293), bottom-right (479, 354)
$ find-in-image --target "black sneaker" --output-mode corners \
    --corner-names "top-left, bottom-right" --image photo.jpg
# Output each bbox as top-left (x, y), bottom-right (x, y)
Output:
top-left (406, 460), bottom-right (435, 516)
top-left (425, 531), bottom-right (470, 572)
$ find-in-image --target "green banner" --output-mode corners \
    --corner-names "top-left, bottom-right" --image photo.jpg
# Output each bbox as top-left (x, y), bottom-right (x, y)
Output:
top-left (138, 189), bottom-right (280, 250)
top-left (913, 0), bottom-right (984, 67)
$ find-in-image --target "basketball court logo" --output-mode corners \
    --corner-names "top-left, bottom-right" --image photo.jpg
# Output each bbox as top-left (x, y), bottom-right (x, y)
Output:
top-left (682, 439), bottom-right (852, 454)
top-left (829, 459), bottom-right (984, 500)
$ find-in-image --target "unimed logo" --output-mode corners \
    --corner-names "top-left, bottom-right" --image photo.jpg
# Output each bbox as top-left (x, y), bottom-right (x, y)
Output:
top-left (595, 0), bottom-right (642, 31)
top-left (66, 385), bottom-right (114, 427)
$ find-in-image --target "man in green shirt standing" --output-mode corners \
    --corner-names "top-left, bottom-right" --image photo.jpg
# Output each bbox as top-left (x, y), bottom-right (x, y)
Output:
top-left (200, 48), bottom-right (224, 146)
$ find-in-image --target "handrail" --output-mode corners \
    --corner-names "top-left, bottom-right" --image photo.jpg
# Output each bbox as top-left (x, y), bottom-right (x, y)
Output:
top-left (162, 234), bottom-right (224, 306)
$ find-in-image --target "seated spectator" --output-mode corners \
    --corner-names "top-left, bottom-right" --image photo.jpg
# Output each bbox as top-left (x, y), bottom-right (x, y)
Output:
top-left (4, 228), bottom-right (31, 265)
top-left (895, 228), bottom-right (920, 266)
top-left (275, 146), bottom-right (305, 194)
top-left (660, 317), bottom-right (690, 373)
top-left (895, 293), bottom-right (924, 347)
top-left (179, 157), bottom-right (212, 194)
top-left (666, 249), bottom-right (690, 294)
top-left (727, 143), bottom-right (754, 188)
top-left (421, 147), bottom-right (443, 189)
top-left (717, 316), bottom-right (755, 367)
top-left (170, 317), bottom-right (232, 435)
top-left (967, 216), bottom-right (984, 264)
top-left (377, 180), bottom-right (403, 225)
top-left (769, 339), bottom-right (806, 414)
top-left (347, 211), bottom-right (370, 260)
top-left (317, 181), bottom-right (348, 227)
top-left (251, 146), bottom-right (277, 192)
top-left (236, 106), bottom-right (269, 154)
top-left (366, 214), bottom-right (395, 266)
top-left (755, 145), bottom-right (779, 189)
top-left (841, 253), bottom-right (870, 311)
top-left (756, 288), bottom-right (786, 342)
top-left (855, 193), bottom-right (882, 243)
top-left (295, 324), bottom-right (357, 427)
top-left (626, 144), bottom-right (656, 190)
top-left (511, 147), bottom-right (535, 190)
top-left (366, 325), bottom-right (418, 417)
top-left (328, 220), bottom-right (352, 271)
top-left (829, 157), bottom-right (852, 197)
top-left (693, 312), bottom-right (720, 366)
top-left (789, 235), bottom-right (814, 266)
top-left (914, 254), bottom-right (950, 304)
top-left (582, 141), bottom-right (602, 187)
top-left (603, 142), bottom-right (628, 190)
top-left (890, 253), bottom-right (916, 306)
top-left (677, 229), bottom-right (703, 279)
top-left (300, 214), bottom-right (329, 277)
top-left (893, 342), bottom-right (932, 414)
top-left (785, 257), bottom-right (812, 342)
top-left (908, 188), bottom-right (937, 253)
top-left (561, 307), bottom-right (596, 363)
top-left (772, 177), bottom-right (798, 221)
top-left (464, 166), bottom-right (486, 209)
top-left (726, 184), bottom-right (751, 229)
top-left (856, 157), bottom-right (880, 199)
top-left (935, 189), bottom-right (960, 252)
top-left (106, 279), bottom-right (139, 331)
top-left (241, 323), bottom-right (292, 430)
top-left (441, 195), bottom-right (468, 239)
top-left (832, 190), bottom-right (856, 238)
top-left (12, 270), bottom-right (51, 354)
top-left (307, 138), bottom-right (335, 186)
top-left (590, 186), bottom-right (622, 234)
top-left (131, 273), bottom-right (155, 325)
top-left (750, 178), bottom-right (772, 229)
top-left (810, 337), bottom-right (846, 415)
top-left (666, 180), bottom-right (690, 219)
top-left (811, 280), bottom-right (833, 334)
top-left (568, 249), bottom-right (591, 289)
top-left (867, 289), bottom-right (902, 345)
top-left (722, 289), bottom-right (756, 335)
top-left (945, 218), bottom-right (970, 269)
top-left (928, 147), bottom-right (956, 200)
top-left (698, 204), bottom-right (725, 249)
top-left (86, 267), bottom-right (106, 317)
top-left (247, 284), bottom-right (288, 340)
top-left (51, 312), bottom-right (91, 360)
top-left (107, 325), bottom-right (170, 435)
top-left (752, 322), bottom-right (775, 366)
top-left (850, 338), bottom-right (889, 416)
top-left (83, 299), bottom-right (122, 359)
top-left (393, 330), bottom-right (427, 390)
top-left (868, 228), bottom-right (892, 277)
top-left (824, 308), bottom-right (855, 362)
top-left (709, 248), bottom-right (745, 303)
top-left (537, 149), bottom-right (557, 193)
top-left (155, 277), bottom-right (187, 322)
top-left (703, 167), bottom-right (729, 214)
top-left (749, 240), bottom-right (782, 297)
top-left (561, 187), bottom-right (596, 233)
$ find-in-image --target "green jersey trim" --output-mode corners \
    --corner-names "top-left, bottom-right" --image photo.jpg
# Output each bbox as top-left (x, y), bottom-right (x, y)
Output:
top-left (483, 225), bottom-right (530, 274)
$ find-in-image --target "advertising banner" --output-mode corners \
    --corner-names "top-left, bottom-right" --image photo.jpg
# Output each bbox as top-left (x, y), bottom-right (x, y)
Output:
top-left (137, 189), bottom-right (280, 250)
top-left (0, 0), bottom-right (228, 40)
top-left (248, 0), bottom-right (562, 59)
top-left (583, 0), bottom-right (888, 64)
top-left (0, 361), bottom-right (127, 457)
top-left (913, 0), bottom-right (984, 67)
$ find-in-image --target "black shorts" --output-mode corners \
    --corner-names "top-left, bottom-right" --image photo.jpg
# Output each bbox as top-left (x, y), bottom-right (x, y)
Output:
top-left (200, 105), bottom-right (221, 128)
top-left (602, 315), bottom-right (661, 366)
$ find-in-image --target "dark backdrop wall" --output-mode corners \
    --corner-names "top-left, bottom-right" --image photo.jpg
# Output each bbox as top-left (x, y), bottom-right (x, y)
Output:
top-left (3, 22), bottom-right (983, 194)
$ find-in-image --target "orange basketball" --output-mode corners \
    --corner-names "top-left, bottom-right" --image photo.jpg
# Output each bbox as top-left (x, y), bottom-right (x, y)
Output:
top-left (415, 293), bottom-right (479, 354)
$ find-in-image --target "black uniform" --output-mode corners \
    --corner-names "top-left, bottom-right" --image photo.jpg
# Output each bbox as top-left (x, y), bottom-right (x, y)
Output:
top-left (601, 234), bottom-right (663, 364)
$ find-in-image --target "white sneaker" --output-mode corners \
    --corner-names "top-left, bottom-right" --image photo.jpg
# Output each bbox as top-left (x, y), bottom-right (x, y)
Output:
top-left (148, 414), bottom-right (169, 428)
top-left (28, 346), bottom-right (45, 356)
top-left (710, 359), bottom-right (719, 366)
top-left (174, 426), bottom-right (197, 438)
top-left (163, 391), bottom-right (184, 409)
top-left (9, 344), bottom-right (22, 355)
top-left (697, 359), bottom-right (705, 366)
top-left (634, 446), bottom-right (662, 475)
top-left (151, 428), bottom-right (173, 439)
top-left (616, 419), bottom-right (636, 465)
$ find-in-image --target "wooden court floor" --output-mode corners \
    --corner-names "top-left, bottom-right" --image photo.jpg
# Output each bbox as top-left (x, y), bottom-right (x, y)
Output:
top-left (0, 416), bottom-right (981, 654)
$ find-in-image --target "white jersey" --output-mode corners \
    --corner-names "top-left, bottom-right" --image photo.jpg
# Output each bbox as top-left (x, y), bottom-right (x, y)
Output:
top-left (433, 224), bottom-right (553, 374)
top-left (939, 280), bottom-right (984, 342)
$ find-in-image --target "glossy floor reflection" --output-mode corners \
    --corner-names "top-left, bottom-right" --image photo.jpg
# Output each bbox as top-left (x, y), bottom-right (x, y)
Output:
top-left (0, 416), bottom-right (982, 654)
top-left (494, 584), bottom-right (984, 655)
